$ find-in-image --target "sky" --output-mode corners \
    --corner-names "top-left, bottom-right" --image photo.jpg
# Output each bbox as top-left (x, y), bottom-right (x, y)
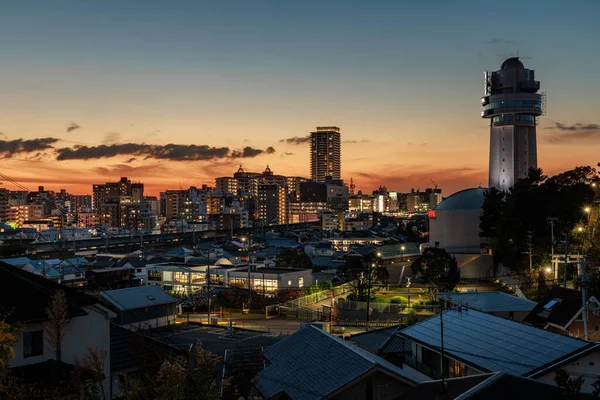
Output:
top-left (1, 0), bottom-right (599, 196)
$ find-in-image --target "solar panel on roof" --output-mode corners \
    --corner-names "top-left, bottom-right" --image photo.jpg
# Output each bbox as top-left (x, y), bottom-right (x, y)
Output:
top-left (544, 299), bottom-right (559, 310)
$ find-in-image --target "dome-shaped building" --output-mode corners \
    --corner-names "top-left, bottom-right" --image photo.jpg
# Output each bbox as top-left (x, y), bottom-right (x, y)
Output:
top-left (428, 187), bottom-right (487, 254)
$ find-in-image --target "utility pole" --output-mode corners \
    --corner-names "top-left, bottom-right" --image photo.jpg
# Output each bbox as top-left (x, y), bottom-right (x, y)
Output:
top-left (207, 240), bottom-right (211, 324)
top-left (580, 257), bottom-right (589, 341)
top-left (440, 299), bottom-right (446, 395)
top-left (547, 217), bottom-right (558, 256)
top-left (563, 233), bottom-right (569, 288)
top-left (527, 230), bottom-right (533, 273)
top-left (365, 260), bottom-right (373, 332)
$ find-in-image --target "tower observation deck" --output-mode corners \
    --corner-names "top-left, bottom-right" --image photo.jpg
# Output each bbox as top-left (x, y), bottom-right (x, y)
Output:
top-left (482, 57), bottom-right (543, 191)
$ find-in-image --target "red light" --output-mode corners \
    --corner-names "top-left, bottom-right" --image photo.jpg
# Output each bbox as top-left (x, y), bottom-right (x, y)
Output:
top-left (428, 210), bottom-right (436, 219)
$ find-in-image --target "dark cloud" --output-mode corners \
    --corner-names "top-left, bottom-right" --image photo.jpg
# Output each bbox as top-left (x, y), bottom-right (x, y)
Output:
top-left (102, 132), bottom-right (121, 144)
top-left (486, 39), bottom-right (517, 45)
top-left (279, 135), bottom-right (311, 145)
top-left (55, 142), bottom-right (275, 161)
top-left (0, 138), bottom-right (60, 158)
top-left (544, 122), bottom-right (600, 144)
top-left (124, 157), bottom-right (137, 163)
top-left (343, 139), bottom-right (370, 144)
top-left (66, 123), bottom-right (81, 133)
top-left (283, 152), bottom-right (295, 156)
top-left (230, 146), bottom-right (275, 158)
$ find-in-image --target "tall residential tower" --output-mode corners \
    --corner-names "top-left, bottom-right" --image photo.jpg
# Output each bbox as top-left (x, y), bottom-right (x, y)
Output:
top-left (482, 57), bottom-right (543, 191)
top-left (310, 126), bottom-right (341, 183)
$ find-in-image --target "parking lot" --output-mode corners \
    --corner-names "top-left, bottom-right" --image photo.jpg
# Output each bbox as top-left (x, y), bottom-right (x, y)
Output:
top-left (148, 325), bottom-right (283, 357)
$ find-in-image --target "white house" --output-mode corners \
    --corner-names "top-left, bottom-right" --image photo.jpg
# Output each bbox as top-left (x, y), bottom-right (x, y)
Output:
top-left (1, 262), bottom-right (115, 398)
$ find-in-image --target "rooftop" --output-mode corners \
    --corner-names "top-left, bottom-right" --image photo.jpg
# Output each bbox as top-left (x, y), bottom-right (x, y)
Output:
top-left (255, 325), bottom-right (422, 400)
top-left (523, 286), bottom-right (595, 329)
top-left (0, 262), bottom-right (98, 324)
top-left (397, 372), bottom-right (576, 400)
top-left (100, 285), bottom-right (177, 311)
top-left (437, 292), bottom-right (537, 313)
top-left (434, 187), bottom-right (487, 211)
top-left (398, 309), bottom-right (592, 376)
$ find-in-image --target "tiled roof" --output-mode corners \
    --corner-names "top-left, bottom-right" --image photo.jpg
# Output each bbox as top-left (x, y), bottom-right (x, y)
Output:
top-left (100, 285), bottom-right (177, 311)
top-left (255, 325), bottom-right (422, 400)
top-left (399, 309), bottom-right (592, 376)
top-left (110, 324), bottom-right (184, 372)
top-left (0, 262), bottom-right (97, 324)
top-left (523, 286), bottom-right (589, 328)
top-left (437, 292), bottom-right (537, 313)
top-left (397, 371), bottom-right (583, 400)
top-left (350, 326), bottom-right (400, 353)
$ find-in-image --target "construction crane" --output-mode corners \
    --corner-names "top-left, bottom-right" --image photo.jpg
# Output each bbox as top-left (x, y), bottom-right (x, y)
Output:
top-left (430, 179), bottom-right (438, 190)
top-left (349, 177), bottom-right (356, 195)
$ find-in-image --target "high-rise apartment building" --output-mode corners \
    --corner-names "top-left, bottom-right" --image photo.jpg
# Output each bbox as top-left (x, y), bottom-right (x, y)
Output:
top-left (257, 184), bottom-right (287, 226)
top-left (483, 57), bottom-right (543, 191)
top-left (0, 189), bottom-right (9, 223)
top-left (310, 126), bottom-right (341, 182)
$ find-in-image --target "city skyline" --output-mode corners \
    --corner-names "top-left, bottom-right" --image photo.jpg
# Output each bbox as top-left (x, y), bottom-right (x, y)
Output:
top-left (1, 1), bottom-right (599, 196)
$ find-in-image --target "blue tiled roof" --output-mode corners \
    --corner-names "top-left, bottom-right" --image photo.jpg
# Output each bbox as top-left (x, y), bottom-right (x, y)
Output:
top-left (399, 309), bottom-right (592, 376)
top-left (255, 325), bottom-right (422, 400)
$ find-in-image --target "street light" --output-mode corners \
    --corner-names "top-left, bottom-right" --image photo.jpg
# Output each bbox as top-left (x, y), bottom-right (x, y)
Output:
top-left (578, 226), bottom-right (585, 232)
top-left (584, 206), bottom-right (591, 213)
top-left (545, 266), bottom-right (552, 274)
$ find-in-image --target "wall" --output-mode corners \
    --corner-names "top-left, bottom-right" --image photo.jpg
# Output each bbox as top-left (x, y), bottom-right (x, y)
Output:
top-left (11, 304), bottom-right (113, 398)
top-left (535, 350), bottom-right (600, 394)
top-left (331, 370), bottom-right (412, 400)
top-left (429, 209), bottom-right (482, 254)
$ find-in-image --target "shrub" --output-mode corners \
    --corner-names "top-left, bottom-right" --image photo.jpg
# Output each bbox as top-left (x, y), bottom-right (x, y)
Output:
top-left (390, 296), bottom-right (408, 304)
top-left (372, 297), bottom-right (391, 304)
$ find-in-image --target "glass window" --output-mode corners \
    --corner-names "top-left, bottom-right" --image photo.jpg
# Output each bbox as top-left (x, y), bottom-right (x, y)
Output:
top-left (299, 277), bottom-right (304, 288)
top-left (23, 330), bottom-right (43, 358)
top-left (163, 271), bottom-right (173, 282)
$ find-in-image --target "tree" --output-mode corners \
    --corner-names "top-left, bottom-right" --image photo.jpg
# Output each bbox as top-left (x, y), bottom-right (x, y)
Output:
top-left (372, 266), bottom-right (390, 285)
top-left (554, 369), bottom-right (585, 399)
top-left (337, 258), bottom-right (369, 299)
top-left (480, 166), bottom-right (599, 275)
top-left (74, 347), bottom-right (107, 400)
top-left (274, 248), bottom-right (312, 270)
top-left (45, 290), bottom-right (69, 363)
top-left (411, 247), bottom-right (459, 297)
top-left (303, 280), bottom-right (333, 295)
top-left (0, 320), bottom-right (18, 379)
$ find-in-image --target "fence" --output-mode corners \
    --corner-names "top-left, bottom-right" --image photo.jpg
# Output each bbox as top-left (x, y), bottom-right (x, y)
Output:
top-left (279, 282), bottom-right (355, 309)
top-left (337, 300), bottom-right (440, 314)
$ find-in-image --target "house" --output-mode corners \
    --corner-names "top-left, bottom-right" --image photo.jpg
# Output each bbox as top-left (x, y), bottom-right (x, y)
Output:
top-left (1, 262), bottom-right (115, 397)
top-left (312, 242), bottom-right (335, 257)
top-left (350, 325), bottom-right (410, 366)
top-left (397, 371), bottom-right (586, 400)
top-left (254, 324), bottom-right (424, 400)
top-left (523, 286), bottom-right (600, 341)
top-left (397, 309), bottom-right (600, 393)
top-left (100, 285), bottom-right (178, 330)
top-left (110, 323), bottom-right (185, 397)
top-left (436, 291), bottom-right (537, 322)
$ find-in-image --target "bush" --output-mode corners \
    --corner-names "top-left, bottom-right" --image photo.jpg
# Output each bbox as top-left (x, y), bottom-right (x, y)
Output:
top-left (390, 296), bottom-right (408, 304)
top-left (418, 299), bottom-right (439, 305)
top-left (372, 297), bottom-right (391, 304)
top-left (403, 309), bottom-right (419, 326)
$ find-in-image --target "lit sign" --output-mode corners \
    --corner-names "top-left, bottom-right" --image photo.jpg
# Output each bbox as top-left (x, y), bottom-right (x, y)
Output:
top-left (428, 211), bottom-right (436, 219)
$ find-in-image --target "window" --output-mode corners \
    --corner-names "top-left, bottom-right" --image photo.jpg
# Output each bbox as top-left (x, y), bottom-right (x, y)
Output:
top-left (299, 277), bottom-right (304, 288)
top-left (23, 330), bottom-right (43, 358)
top-left (136, 268), bottom-right (142, 273)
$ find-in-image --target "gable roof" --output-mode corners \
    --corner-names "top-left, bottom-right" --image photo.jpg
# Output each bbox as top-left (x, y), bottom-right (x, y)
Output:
top-left (255, 325), bottom-right (422, 400)
top-left (0, 262), bottom-right (98, 324)
top-left (398, 309), bottom-right (592, 376)
top-left (100, 285), bottom-right (176, 311)
top-left (110, 324), bottom-right (185, 372)
top-left (437, 292), bottom-right (537, 313)
top-left (397, 372), bottom-right (580, 400)
top-left (351, 326), bottom-right (402, 353)
top-left (523, 286), bottom-right (591, 329)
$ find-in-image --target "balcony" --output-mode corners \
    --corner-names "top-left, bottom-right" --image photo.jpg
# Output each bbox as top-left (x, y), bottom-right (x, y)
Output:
top-left (403, 355), bottom-right (442, 379)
